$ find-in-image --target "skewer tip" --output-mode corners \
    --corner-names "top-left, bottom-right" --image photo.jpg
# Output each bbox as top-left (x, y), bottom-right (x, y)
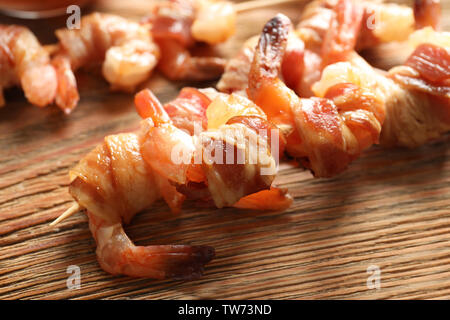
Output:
top-left (50, 203), bottom-right (81, 227)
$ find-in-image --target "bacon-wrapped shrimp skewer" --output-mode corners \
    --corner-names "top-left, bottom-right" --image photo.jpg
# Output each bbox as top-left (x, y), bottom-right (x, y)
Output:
top-left (145, 0), bottom-right (301, 81)
top-left (53, 87), bottom-right (292, 278)
top-left (218, 0), bottom-right (441, 97)
top-left (248, 14), bottom-right (449, 177)
top-left (143, 0), bottom-right (231, 81)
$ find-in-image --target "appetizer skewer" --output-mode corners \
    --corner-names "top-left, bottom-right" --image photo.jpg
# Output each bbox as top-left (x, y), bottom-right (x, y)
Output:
top-left (247, 13), bottom-right (449, 177)
top-left (0, 0), bottom-right (298, 112)
top-left (52, 87), bottom-right (292, 279)
top-left (218, 0), bottom-right (441, 96)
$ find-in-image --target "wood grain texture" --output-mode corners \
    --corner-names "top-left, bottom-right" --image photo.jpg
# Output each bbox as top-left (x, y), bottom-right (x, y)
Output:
top-left (0, 0), bottom-right (449, 300)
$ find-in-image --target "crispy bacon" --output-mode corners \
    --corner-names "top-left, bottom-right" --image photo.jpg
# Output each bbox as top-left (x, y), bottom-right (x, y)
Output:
top-left (405, 43), bottom-right (450, 84)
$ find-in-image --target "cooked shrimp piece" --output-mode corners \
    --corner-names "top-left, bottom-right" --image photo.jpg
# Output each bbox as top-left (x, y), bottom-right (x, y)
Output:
top-left (248, 14), bottom-right (387, 177)
top-left (70, 130), bottom-right (214, 279)
top-left (250, 13), bottom-right (448, 175)
top-left (315, 36), bottom-right (450, 148)
top-left (161, 87), bottom-right (212, 134)
top-left (219, 0), bottom-right (440, 97)
top-left (136, 88), bottom-right (283, 208)
top-left (55, 13), bottom-right (160, 92)
top-left (147, 0), bottom-right (235, 46)
top-left (68, 85), bottom-right (293, 278)
top-left (0, 25), bottom-right (57, 108)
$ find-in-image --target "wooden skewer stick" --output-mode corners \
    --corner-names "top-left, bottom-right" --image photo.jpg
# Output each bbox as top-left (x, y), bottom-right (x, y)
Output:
top-left (234, 0), bottom-right (300, 13)
top-left (50, 203), bottom-right (82, 227)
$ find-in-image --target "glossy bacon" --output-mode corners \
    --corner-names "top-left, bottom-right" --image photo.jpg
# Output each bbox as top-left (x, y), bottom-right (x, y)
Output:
top-left (399, 43), bottom-right (450, 89)
top-left (161, 87), bottom-right (211, 134)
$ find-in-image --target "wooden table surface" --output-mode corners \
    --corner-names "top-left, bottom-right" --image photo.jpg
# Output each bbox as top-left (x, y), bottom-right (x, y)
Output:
top-left (0, 0), bottom-right (449, 300)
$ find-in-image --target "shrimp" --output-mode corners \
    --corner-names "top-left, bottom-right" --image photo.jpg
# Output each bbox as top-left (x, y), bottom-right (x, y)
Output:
top-left (0, 25), bottom-right (57, 108)
top-left (248, 14), bottom-right (387, 177)
top-left (144, 0), bottom-right (229, 81)
top-left (55, 13), bottom-right (160, 92)
top-left (380, 29), bottom-right (450, 147)
top-left (136, 88), bottom-right (284, 208)
top-left (219, 0), bottom-right (441, 97)
top-left (69, 87), bottom-right (290, 278)
top-left (70, 130), bottom-right (214, 279)
top-left (51, 53), bottom-right (79, 114)
top-left (88, 212), bottom-right (214, 280)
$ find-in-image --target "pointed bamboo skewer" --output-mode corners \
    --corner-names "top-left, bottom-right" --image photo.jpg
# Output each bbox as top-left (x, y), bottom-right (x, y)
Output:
top-left (50, 203), bottom-right (82, 226)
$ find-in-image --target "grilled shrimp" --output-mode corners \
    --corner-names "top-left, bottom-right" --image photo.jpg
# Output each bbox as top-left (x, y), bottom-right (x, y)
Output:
top-left (135, 88), bottom-right (289, 209)
top-left (0, 25), bottom-right (57, 108)
top-left (55, 13), bottom-right (160, 92)
top-left (249, 14), bottom-right (450, 176)
top-left (69, 87), bottom-right (291, 278)
top-left (218, 0), bottom-right (441, 97)
top-left (70, 130), bottom-right (213, 279)
top-left (314, 28), bottom-right (449, 148)
top-left (145, 0), bottom-right (229, 81)
top-left (248, 14), bottom-right (387, 177)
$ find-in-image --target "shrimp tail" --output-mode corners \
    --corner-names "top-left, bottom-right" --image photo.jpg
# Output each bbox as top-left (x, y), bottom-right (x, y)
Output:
top-left (52, 54), bottom-right (80, 114)
top-left (249, 14), bottom-right (291, 90)
top-left (88, 213), bottom-right (215, 280)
